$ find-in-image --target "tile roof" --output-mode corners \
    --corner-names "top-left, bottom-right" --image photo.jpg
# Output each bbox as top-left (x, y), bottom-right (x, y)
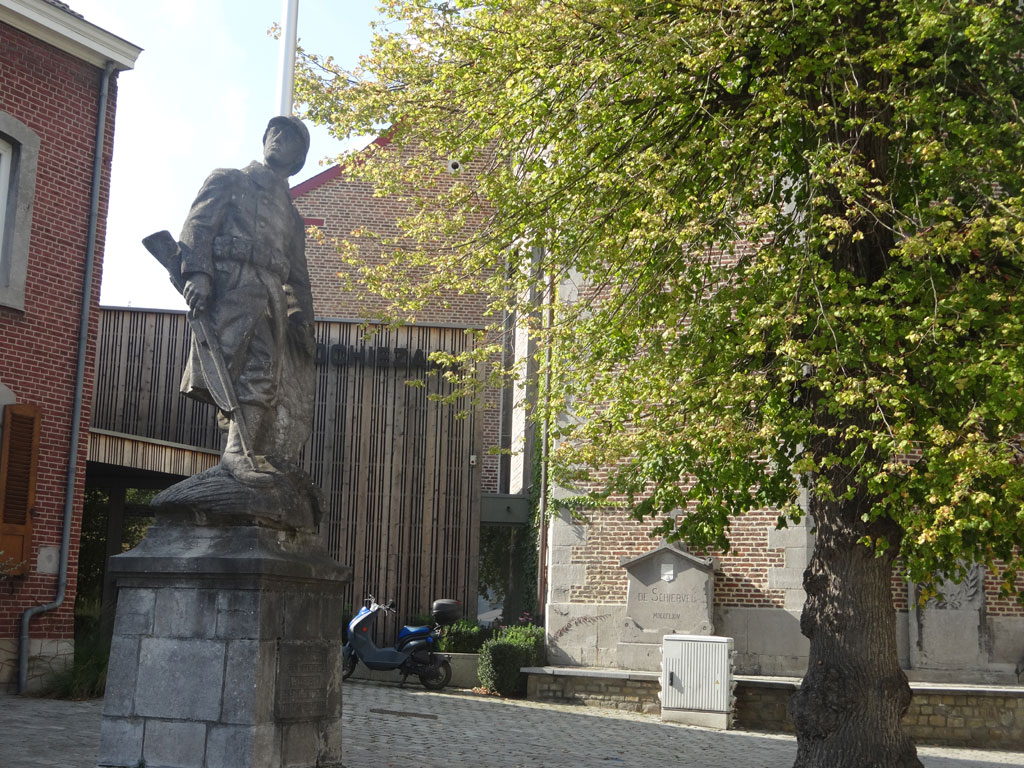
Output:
top-left (41, 1), bottom-right (85, 20)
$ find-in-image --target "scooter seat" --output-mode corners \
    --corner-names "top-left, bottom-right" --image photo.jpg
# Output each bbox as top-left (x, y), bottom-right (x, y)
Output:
top-left (398, 625), bottom-right (431, 640)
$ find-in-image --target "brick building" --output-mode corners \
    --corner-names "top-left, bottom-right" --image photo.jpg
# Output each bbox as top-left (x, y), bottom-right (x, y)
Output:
top-left (537, 279), bottom-right (1024, 685)
top-left (0, 0), bottom-right (139, 691)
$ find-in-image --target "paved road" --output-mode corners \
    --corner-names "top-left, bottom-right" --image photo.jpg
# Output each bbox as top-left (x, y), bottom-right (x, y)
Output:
top-left (2, 681), bottom-right (1021, 767)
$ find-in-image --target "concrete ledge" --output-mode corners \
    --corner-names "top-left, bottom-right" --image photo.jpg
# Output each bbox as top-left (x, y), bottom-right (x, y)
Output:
top-left (662, 709), bottom-right (732, 730)
top-left (521, 665), bottom-right (659, 682)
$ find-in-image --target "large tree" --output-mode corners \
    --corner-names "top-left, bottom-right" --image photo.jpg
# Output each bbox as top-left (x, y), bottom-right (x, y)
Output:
top-left (297, 1), bottom-right (1024, 765)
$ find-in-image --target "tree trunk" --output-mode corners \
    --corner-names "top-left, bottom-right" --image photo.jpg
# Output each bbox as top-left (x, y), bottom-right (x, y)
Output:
top-left (788, 484), bottom-right (922, 768)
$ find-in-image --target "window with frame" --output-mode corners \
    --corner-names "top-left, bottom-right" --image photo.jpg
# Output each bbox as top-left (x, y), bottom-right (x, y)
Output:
top-left (0, 112), bottom-right (40, 312)
top-left (0, 136), bottom-right (11, 273)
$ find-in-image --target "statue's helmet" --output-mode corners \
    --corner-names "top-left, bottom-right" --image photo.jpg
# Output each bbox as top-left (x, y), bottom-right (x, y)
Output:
top-left (264, 115), bottom-right (310, 176)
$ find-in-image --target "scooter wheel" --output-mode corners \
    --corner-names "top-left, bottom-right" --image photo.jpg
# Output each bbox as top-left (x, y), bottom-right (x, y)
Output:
top-left (342, 652), bottom-right (357, 681)
top-left (419, 659), bottom-right (452, 691)
top-left (415, 663), bottom-right (452, 692)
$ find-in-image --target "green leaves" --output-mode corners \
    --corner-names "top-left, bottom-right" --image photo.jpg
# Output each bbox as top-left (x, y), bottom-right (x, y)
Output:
top-left (297, 0), bottom-right (1024, 597)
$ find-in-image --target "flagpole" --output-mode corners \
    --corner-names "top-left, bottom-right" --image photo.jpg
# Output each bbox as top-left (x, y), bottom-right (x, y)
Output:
top-left (277, 0), bottom-right (300, 115)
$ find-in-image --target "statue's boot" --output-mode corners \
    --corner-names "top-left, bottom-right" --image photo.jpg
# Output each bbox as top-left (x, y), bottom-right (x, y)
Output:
top-left (221, 405), bottom-right (276, 487)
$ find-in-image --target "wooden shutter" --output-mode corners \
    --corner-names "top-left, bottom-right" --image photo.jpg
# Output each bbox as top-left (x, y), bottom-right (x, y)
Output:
top-left (0, 403), bottom-right (41, 577)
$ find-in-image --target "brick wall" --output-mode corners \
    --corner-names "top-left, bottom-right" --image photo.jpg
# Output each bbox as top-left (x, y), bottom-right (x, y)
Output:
top-left (0, 22), bottom-right (117, 666)
top-left (735, 677), bottom-right (1024, 750)
top-left (984, 566), bottom-right (1024, 616)
top-left (291, 141), bottom-right (493, 325)
top-left (561, 501), bottom-right (791, 611)
top-left (564, 502), bottom-right (1024, 624)
top-left (554, 244), bottom-right (1024, 623)
top-left (527, 670), bottom-right (1024, 750)
top-left (526, 669), bottom-right (661, 715)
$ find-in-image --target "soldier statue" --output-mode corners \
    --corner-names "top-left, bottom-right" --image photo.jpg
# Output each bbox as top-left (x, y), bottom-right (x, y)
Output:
top-left (144, 116), bottom-right (318, 513)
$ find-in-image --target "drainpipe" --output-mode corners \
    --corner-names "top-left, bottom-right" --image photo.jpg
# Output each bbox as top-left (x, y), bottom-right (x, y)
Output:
top-left (536, 268), bottom-right (554, 616)
top-left (497, 260), bottom-right (514, 495)
top-left (18, 61), bottom-right (115, 693)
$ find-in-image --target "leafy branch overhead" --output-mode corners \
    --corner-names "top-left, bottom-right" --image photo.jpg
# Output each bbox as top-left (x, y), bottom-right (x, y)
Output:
top-left (295, 0), bottom-right (1024, 596)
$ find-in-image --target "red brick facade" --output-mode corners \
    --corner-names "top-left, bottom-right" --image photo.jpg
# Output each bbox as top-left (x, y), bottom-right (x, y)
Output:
top-left (564, 484), bottom-right (1024, 616)
top-left (0, 15), bottom-right (130, 689)
top-left (292, 140), bottom-right (493, 325)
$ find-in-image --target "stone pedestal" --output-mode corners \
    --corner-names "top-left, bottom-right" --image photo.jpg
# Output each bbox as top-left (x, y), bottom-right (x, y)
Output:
top-left (96, 523), bottom-right (351, 768)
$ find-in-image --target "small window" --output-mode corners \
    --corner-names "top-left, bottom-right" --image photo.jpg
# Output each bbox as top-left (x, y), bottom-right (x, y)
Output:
top-left (0, 136), bottom-right (10, 271)
top-left (0, 112), bottom-right (40, 312)
top-left (0, 403), bottom-right (41, 577)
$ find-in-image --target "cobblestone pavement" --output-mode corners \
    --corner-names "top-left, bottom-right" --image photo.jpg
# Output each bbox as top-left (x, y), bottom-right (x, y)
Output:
top-left (2, 681), bottom-right (1021, 767)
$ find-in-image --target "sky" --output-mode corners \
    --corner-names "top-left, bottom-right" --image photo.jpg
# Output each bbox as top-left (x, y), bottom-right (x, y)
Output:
top-left (69, 0), bottom-right (381, 310)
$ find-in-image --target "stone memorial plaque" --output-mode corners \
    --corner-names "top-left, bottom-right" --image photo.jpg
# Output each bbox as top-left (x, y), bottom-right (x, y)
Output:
top-left (617, 543), bottom-right (715, 670)
top-left (909, 564), bottom-right (988, 673)
top-left (275, 642), bottom-right (329, 721)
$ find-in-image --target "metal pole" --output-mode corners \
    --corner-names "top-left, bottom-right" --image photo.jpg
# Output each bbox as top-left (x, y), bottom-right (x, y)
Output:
top-left (277, 0), bottom-right (300, 115)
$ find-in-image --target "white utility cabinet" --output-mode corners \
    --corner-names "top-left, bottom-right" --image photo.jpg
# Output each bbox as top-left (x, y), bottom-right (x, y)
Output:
top-left (660, 634), bottom-right (734, 729)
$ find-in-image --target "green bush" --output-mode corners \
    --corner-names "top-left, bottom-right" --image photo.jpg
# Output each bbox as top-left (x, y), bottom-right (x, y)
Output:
top-left (498, 624), bottom-right (544, 661)
top-left (477, 623), bottom-right (545, 697)
top-left (439, 619), bottom-right (493, 653)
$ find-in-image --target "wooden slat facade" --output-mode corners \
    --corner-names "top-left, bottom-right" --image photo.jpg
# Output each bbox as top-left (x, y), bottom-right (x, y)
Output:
top-left (92, 309), bottom-right (222, 451)
top-left (87, 429), bottom-right (220, 478)
top-left (91, 309), bottom-right (482, 633)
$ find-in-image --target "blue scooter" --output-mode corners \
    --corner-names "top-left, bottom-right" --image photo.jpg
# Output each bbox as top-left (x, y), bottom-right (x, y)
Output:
top-left (342, 595), bottom-right (461, 690)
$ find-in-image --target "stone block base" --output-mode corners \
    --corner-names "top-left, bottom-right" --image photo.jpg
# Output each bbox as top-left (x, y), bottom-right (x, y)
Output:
top-left (614, 642), bottom-right (660, 672)
top-left (524, 666), bottom-right (661, 714)
top-left (97, 523), bottom-right (351, 768)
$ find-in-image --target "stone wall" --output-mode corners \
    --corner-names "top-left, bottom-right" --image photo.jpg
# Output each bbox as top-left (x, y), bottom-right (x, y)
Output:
top-left (525, 668), bottom-right (661, 715)
top-left (545, 506), bottom-right (817, 675)
top-left (903, 686), bottom-right (1024, 750)
top-left (526, 669), bottom-right (1024, 750)
top-left (544, 493), bottom-right (1024, 679)
top-left (734, 677), bottom-right (1024, 751)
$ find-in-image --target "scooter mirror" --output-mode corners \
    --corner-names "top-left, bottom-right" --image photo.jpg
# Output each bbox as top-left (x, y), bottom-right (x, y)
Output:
top-left (387, 599), bottom-right (396, 611)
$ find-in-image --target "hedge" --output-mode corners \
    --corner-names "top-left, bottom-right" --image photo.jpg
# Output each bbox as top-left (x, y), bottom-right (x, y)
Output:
top-left (477, 624), bottom-right (545, 696)
top-left (439, 619), bottom-right (494, 653)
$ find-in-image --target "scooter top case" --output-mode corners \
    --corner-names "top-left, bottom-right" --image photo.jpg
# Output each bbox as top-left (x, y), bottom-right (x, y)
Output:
top-left (432, 599), bottom-right (461, 626)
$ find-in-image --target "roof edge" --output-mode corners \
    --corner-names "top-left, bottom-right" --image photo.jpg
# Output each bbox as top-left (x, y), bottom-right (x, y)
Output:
top-left (290, 134), bottom-right (392, 199)
top-left (619, 542), bottom-right (715, 572)
top-left (0, 0), bottom-right (142, 70)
